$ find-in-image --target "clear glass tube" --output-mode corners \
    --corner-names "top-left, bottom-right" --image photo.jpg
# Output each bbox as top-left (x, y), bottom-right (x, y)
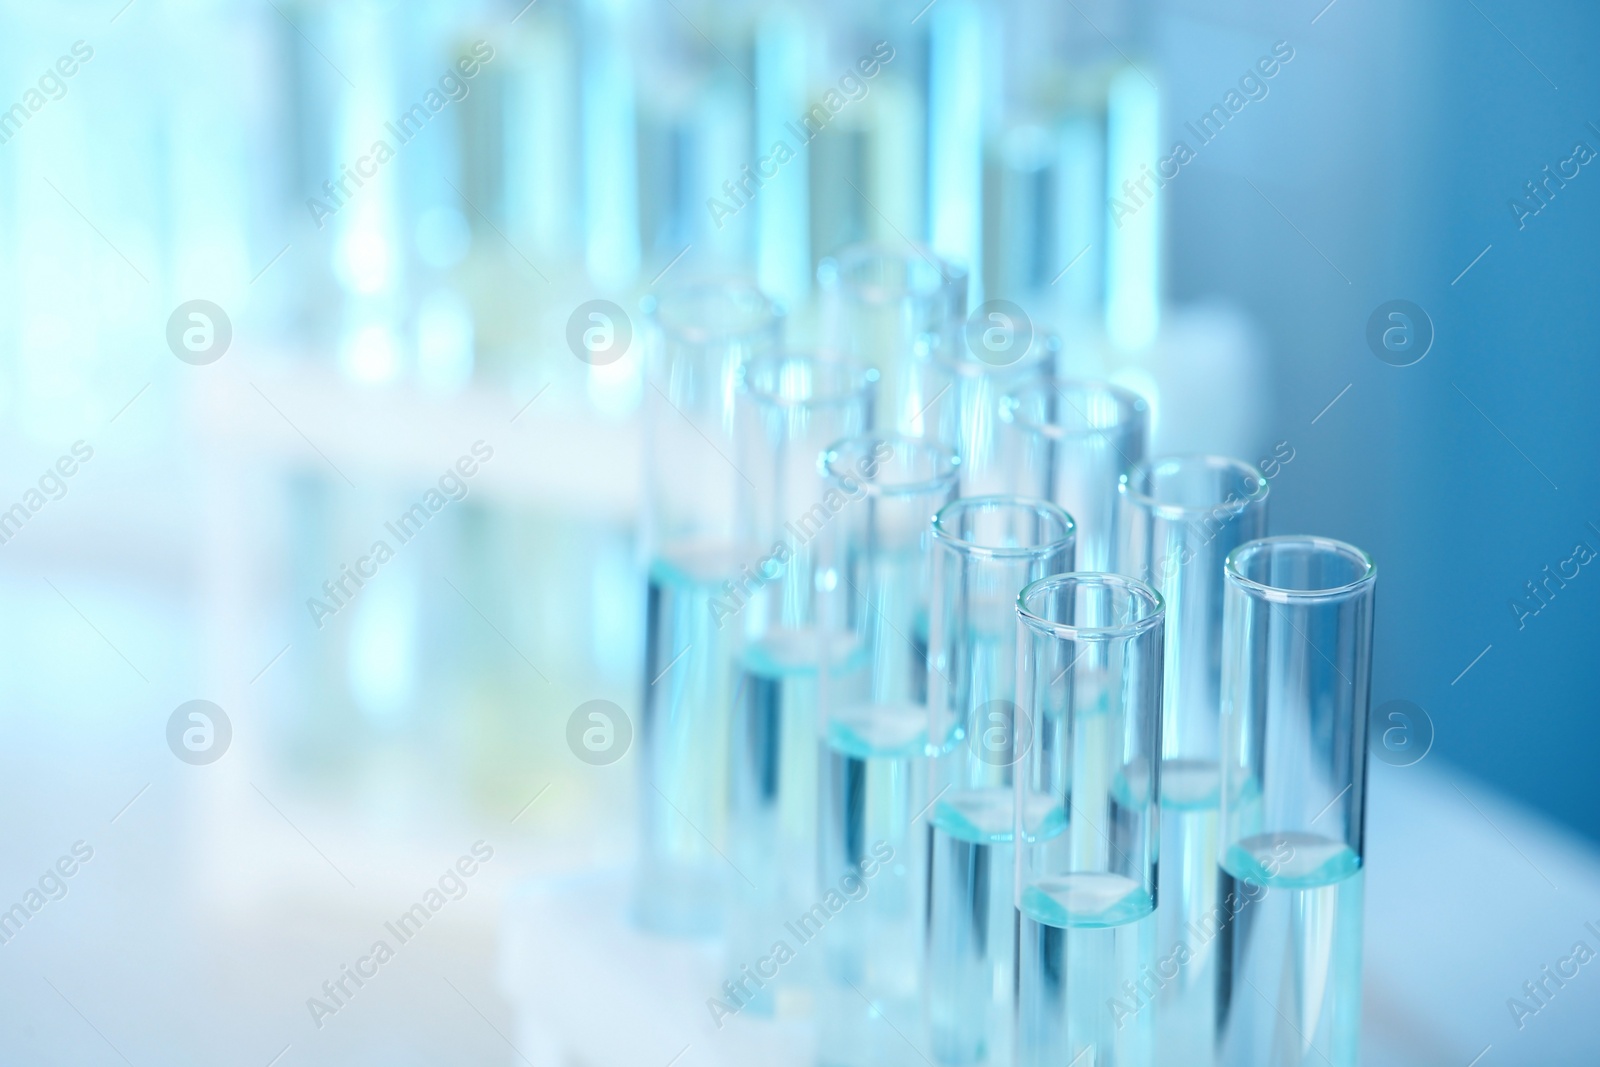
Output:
top-left (1216, 537), bottom-right (1375, 1067)
top-left (1001, 378), bottom-right (1150, 571)
top-left (926, 497), bottom-right (1076, 1067)
top-left (635, 279), bottom-right (781, 936)
top-left (818, 243), bottom-right (969, 437)
top-left (1015, 573), bottom-right (1165, 1067)
top-left (814, 435), bottom-right (961, 1067)
top-left (725, 353), bottom-right (876, 1014)
top-left (1116, 456), bottom-right (1269, 1067)
top-left (928, 333), bottom-right (1059, 498)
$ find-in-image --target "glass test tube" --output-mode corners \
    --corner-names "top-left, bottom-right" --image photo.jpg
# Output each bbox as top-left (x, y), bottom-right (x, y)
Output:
top-left (636, 279), bottom-right (781, 936)
top-left (925, 497), bottom-right (1076, 1067)
top-left (1216, 537), bottom-right (1375, 1067)
top-left (814, 435), bottom-right (961, 1067)
top-left (1015, 573), bottom-right (1165, 1067)
top-left (928, 332), bottom-right (1059, 498)
top-left (818, 243), bottom-right (969, 437)
top-left (726, 353), bottom-right (876, 1014)
top-left (1002, 378), bottom-right (1149, 571)
top-left (1116, 457), bottom-right (1269, 1067)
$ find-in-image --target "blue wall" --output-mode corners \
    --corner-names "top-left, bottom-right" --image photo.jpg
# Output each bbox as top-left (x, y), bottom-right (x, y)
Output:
top-left (1160, 0), bottom-right (1600, 842)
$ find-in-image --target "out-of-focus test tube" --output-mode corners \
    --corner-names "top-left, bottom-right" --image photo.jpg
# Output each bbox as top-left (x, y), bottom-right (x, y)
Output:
top-left (635, 279), bottom-right (781, 936)
top-left (725, 353), bottom-right (876, 1013)
top-left (818, 243), bottom-right (968, 437)
top-left (929, 330), bottom-right (1058, 497)
top-left (1015, 573), bottom-right (1165, 1067)
top-left (815, 435), bottom-right (960, 1067)
top-left (1117, 457), bottom-right (1269, 1067)
top-left (925, 497), bottom-right (1075, 1067)
top-left (1217, 538), bottom-right (1375, 1067)
top-left (581, 0), bottom-right (641, 287)
top-left (1001, 378), bottom-right (1149, 571)
top-left (927, 0), bottom-right (985, 302)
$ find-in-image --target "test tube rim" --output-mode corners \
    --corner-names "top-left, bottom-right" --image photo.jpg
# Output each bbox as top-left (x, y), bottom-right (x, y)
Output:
top-left (739, 352), bottom-right (879, 410)
top-left (1016, 571), bottom-right (1166, 641)
top-left (931, 494), bottom-right (1077, 561)
top-left (1118, 453), bottom-right (1269, 522)
top-left (643, 277), bottom-right (782, 345)
top-left (816, 241), bottom-right (968, 306)
top-left (931, 326), bottom-right (1061, 378)
top-left (1224, 534), bottom-right (1377, 605)
top-left (821, 433), bottom-right (961, 499)
top-left (999, 376), bottom-right (1149, 441)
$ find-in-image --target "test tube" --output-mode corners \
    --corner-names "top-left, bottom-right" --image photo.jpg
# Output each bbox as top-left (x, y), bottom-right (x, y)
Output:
top-left (1216, 537), bottom-right (1375, 1067)
top-left (925, 497), bottom-right (1076, 1067)
top-left (1116, 457), bottom-right (1269, 1067)
top-left (1001, 378), bottom-right (1149, 570)
top-left (1015, 573), bottom-right (1165, 1067)
top-left (818, 243), bottom-right (968, 437)
top-left (635, 279), bottom-right (781, 936)
top-left (725, 353), bottom-right (876, 1014)
top-left (927, 332), bottom-right (1059, 498)
top-left (814, 435), bottom-right (960, 1067)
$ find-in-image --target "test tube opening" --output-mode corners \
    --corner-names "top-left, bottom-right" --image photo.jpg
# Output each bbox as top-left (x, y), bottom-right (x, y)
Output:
top-left (1017, 571), bottom-right (1165, 639)
top-left (820, 241), bottom-right (969, 311)
top-left (1225, 535), bottom-right (1377, 602)
top-left (742, 352), bottom-right (879, 409)
top-left (932, 495), bottom-right (1078, 559)
top-left (1000, 378), bottom-right (1149, 571)
top-left (1001, 377), bottom-right (1149, 442)
top-left (647, 277), bottom-right (783, 346)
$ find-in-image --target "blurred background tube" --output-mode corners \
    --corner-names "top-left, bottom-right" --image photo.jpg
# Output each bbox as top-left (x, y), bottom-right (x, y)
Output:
top-left (754, 8), bottom-right (813, 309)
top-left (581, 0), bottom-right (641, 288)
top-left (927, 0), bottom-right (985, 304)
top-left (1102, 67), bottom-right (1161, 353)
